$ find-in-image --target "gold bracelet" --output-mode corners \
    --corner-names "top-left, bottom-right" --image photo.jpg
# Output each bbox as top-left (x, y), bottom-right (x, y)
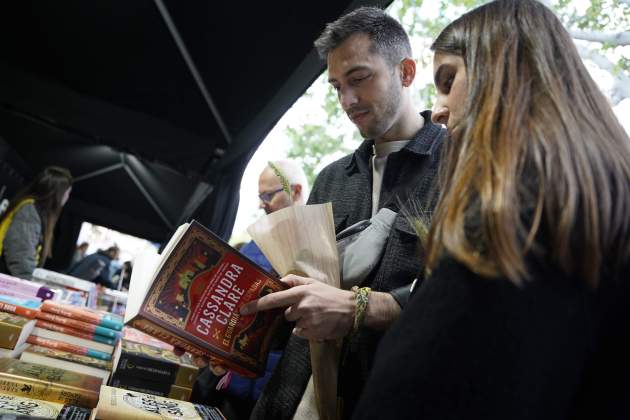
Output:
top-left (351, 286), bottom-right (371, 334)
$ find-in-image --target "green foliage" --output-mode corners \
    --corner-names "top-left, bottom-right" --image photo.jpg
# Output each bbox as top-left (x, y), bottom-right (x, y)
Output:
top-left (286, 124), bottom-right (351, 187)
top-left (285, 0), bottom-right (629, 183)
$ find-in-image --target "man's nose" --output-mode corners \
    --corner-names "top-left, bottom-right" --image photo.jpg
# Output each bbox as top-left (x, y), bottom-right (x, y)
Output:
top-left (340, 87), bottom-right (358, 111)
top-left (432, 105), bottom-right (449, 126)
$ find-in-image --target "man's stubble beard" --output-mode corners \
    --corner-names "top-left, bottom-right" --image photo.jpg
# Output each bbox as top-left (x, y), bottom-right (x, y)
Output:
top-left (360, 77), bottom-right (402, 140)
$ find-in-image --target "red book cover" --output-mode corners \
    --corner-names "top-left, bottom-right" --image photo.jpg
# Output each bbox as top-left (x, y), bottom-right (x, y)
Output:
top-left (126, 221), bottom-right (287, 378)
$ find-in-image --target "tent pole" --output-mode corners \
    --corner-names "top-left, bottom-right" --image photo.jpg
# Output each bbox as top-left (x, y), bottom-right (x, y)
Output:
top-left (121, 154), bottom-right (174, 229)
top-left (153, 0), bottom-right (233, 146)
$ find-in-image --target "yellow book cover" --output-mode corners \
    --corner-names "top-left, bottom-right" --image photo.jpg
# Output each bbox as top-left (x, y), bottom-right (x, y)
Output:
top-left (93, 385), bottom-right (225, 420)
top-left (0, 312), bottom-right (35, 350)
top-left (0, 358), bottom-right (101, 408)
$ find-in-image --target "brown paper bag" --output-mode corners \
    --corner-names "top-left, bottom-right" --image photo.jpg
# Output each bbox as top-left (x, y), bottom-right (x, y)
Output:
top-left (247, 203), bottom-right (340, 420)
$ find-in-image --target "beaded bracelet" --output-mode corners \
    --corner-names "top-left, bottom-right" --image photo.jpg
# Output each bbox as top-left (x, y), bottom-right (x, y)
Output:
top-left (351, 286), bottom-right (371, 335)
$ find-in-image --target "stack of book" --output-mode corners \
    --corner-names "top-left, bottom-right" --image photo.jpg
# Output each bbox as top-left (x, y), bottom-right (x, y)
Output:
top-left (0, 384), bottom-right (227, 420)
top-left (91, 385), bottom-right (225, 419)
top-left (110, 338), bottom-right (198, 401)
top-left (28, 300), bottom-right (122, 361)
top-left (0, 358), bottom-right (102, 409)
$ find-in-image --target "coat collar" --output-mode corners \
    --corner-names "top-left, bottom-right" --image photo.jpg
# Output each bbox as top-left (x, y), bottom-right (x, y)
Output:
top-left (344, 110), bottom-right (445, 174)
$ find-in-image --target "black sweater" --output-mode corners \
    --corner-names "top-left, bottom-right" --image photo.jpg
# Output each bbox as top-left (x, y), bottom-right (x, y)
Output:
top-left (353, 256), bottom-right (630, 420)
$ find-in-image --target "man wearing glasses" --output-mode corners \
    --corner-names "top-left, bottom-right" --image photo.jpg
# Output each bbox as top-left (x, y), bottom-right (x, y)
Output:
top-left (257, 160), bottom-right (308, 215)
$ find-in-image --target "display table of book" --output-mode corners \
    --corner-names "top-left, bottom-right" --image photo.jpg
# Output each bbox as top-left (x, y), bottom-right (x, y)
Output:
top-left (0, 271), bottom-right (225, 419)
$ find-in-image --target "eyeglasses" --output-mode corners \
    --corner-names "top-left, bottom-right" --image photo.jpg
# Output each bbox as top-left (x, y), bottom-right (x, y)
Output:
top-left (259, 187), bottom-right (285, 203)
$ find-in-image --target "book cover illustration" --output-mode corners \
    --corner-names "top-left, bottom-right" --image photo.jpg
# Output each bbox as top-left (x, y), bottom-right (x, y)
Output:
top-left (0, 393), bottom-right (91, 419)
top-left (93, 385), bottom-right (225, 420)
top-left (135, 221), bottom-right (287, 377)
top-left (0, 358), bottom-right (101, 408)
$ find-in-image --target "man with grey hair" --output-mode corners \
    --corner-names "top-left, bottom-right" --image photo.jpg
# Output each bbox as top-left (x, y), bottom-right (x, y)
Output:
top-left (244, 6), bottom-right (445, 420)
top-left (258, 160), bottom-right (308, 215)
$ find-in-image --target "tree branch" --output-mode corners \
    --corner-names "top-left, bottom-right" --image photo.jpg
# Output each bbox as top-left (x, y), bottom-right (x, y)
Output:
top-left (577, 45), bottom-right (630, 104)
top-left (570, 29), bottom-right (630, 46)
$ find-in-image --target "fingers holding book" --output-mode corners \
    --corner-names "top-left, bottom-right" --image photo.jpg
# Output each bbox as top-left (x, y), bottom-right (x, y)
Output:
top-left (240, 274), bottom-right (355, 341)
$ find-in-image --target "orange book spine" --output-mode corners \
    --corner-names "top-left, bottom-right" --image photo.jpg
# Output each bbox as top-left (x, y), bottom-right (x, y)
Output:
top-left (0, 301), bottom-right (38, 319)
top-left (36, 311), bottom-right (97, 334)
top-left (35, 319), bottom-right (100, 342)
top-left (26, 335), bottom-right (111, 361)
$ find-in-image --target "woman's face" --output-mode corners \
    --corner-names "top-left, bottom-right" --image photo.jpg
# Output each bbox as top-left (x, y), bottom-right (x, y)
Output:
top-left (431, 52), bottom-right (467, 131)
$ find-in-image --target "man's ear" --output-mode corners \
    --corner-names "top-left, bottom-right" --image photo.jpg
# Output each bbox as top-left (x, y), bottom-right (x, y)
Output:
top-left (292, 184), bottom-right (303, 203)
top-left (400, 57), bottom-right (416, 87)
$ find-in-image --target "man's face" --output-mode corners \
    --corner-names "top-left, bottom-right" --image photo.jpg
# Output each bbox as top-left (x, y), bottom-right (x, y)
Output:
top-left (258, 167), bottom-right (292, 214)
top-left (328, 33), bottom-right (402, 140)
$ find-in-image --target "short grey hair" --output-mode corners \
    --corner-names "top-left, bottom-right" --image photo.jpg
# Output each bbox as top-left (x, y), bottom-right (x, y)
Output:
top-left (314, 7), bottom-right (412, 67)
top-left (268, 160), bottom-right (309, 204)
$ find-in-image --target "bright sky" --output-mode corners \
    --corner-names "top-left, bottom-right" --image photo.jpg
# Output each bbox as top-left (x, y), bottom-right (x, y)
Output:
top-left (229, 0), bottom-right (630, 243)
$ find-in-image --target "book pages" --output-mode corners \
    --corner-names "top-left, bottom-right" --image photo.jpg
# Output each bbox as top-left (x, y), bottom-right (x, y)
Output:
top-left (247, 202), bottom-right (340, 420)
top-left (125, 250), bottom-right (161, 324)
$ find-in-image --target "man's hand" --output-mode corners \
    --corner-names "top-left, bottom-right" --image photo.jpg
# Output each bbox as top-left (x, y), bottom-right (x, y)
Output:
top-left (240, 274), bottom-right (355, 341)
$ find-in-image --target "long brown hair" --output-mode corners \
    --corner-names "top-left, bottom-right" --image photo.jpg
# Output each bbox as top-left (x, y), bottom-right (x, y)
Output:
top-left (1, 166), bottom-right (73, 264)
top-left (427, 0), bottom-right (630, 286)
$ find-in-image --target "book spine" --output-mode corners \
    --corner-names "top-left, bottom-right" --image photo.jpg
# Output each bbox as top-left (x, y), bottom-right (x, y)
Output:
top-left (129, 316), bottom-right (207, 357)
top-left (41, 301), bottom-right (123, 331)
top-left (35, 320), bottom-right (116, 346)
top-left (26, 336), bottom-right (112, 361)
top-left (0, 301), bottom-right (38, 319)
top-left (0, 374), bottom-right (98, 408)
top-left (36, 311), bottom-right (118, 339)
top-left (0, 275), bottom-right (54, 300)
top-left (110, 375), bottom-right (171, 395)
top-left (115, 351), bottom-right (176, 384)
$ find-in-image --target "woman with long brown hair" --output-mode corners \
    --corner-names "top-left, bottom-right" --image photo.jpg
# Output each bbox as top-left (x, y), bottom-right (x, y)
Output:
top-left (354, 1), bottom-right (630, 418)
top-left (0, 166), bottom-right (73, 279)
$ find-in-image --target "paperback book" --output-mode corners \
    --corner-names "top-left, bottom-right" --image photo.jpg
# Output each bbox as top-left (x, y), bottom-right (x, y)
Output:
top-left (0, 358), bottom-right (101, 408)
top-left (26, 336), bottom-right (112, 361)
top-left (111, 339), bottom-right (197, 388)
top-left (20, 345), bottom-right (112, 382)
top-left (0, 312), bottom-right (36, 350)
top-left (90, 385), bottom-right (225, 419)
top-left (0, 273), bottom-right (55, 301)
top-left (125, 221), bottom-right (287, 377)
top-left (0, 393), bottom-right (91, 419)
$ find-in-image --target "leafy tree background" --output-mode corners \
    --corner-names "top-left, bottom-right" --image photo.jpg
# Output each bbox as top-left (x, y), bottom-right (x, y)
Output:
top-left (286, 0), bottom-right (630, 186)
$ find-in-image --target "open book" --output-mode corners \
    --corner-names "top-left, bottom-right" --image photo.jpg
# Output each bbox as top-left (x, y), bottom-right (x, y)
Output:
top-left (125, 221), bottom-right (287, 377)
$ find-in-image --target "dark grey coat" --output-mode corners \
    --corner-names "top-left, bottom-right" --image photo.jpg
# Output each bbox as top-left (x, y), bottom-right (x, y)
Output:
top-left (1, 203), bottom-right (42, 279)
top-left (251, 111), bottom-right (445, 420)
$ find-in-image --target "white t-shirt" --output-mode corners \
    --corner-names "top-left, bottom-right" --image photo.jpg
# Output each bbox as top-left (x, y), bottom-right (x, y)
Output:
top-left (371, 140), bottom-right (411, 216)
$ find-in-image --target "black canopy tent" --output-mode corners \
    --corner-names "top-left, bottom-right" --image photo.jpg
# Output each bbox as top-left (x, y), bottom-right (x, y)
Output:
top-left (0, 0), bottom-right (391, 270)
